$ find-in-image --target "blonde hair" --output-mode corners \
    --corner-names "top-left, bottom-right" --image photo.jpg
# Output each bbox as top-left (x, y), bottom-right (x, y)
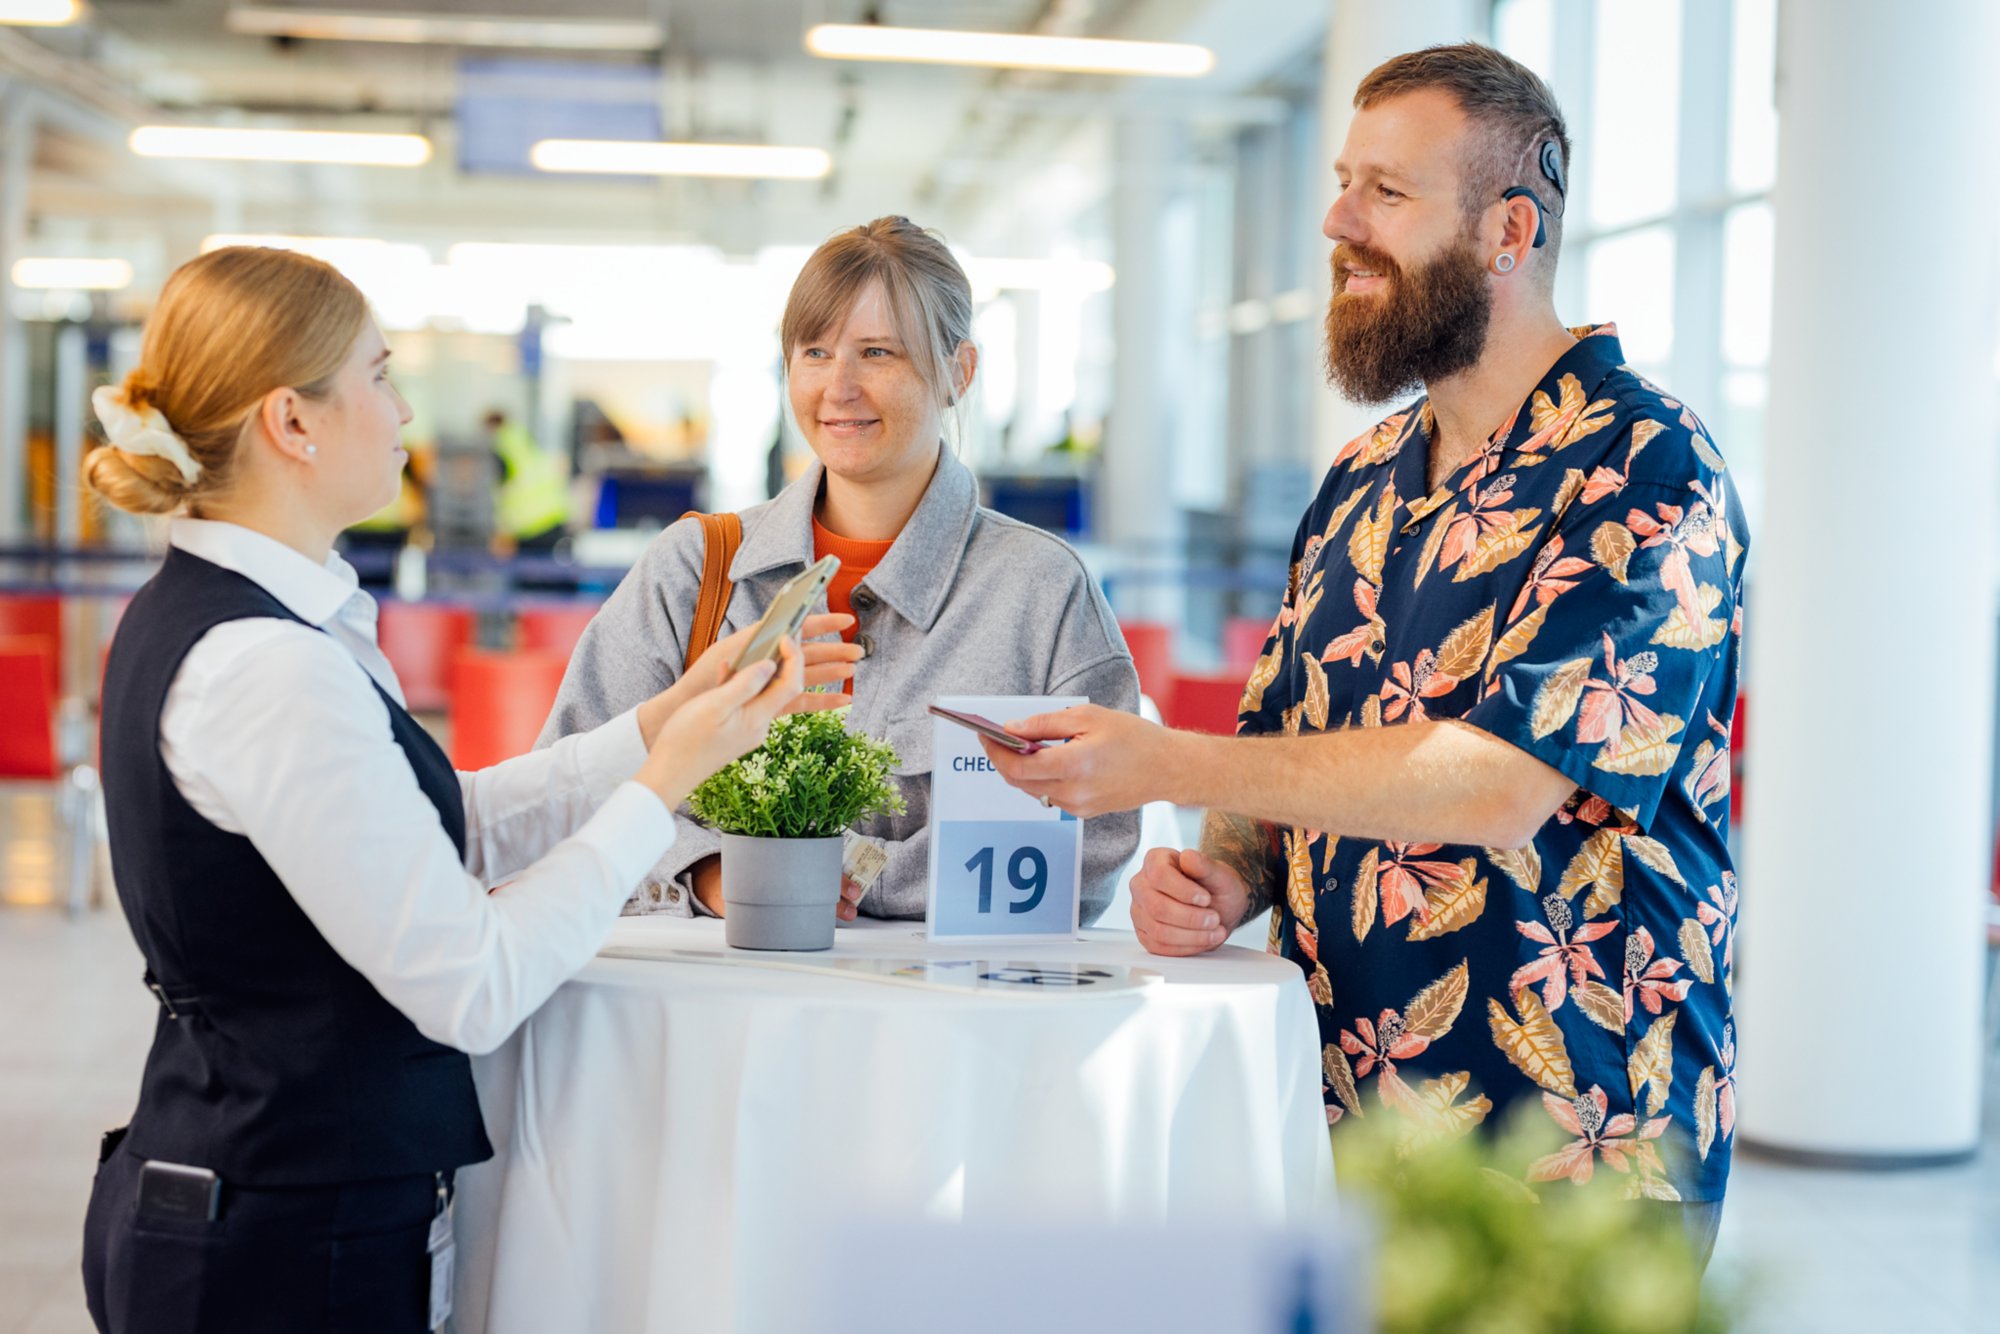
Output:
top-left (780, 216), bottom-right (975, 430)
top-left (84, 246), bottom-right (370, 515)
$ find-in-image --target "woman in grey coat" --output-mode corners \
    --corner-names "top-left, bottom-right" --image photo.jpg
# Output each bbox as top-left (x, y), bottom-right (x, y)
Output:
top-left (538, 216), bottom-right (1140, 924)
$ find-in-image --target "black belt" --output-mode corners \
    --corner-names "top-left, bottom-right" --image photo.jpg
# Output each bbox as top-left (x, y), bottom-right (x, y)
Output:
top-left (142, 970), bottom-right (200, 1019)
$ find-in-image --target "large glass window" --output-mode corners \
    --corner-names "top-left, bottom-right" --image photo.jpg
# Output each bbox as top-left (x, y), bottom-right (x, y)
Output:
top-left (1588, 0), bottom-right (1683, 228)
top-left (1585, 226), bottom-right (1676, 371)
top-left (1721, 202), bottom-right (1775, 367)
top-left (1728, 0), bottom-right (1780, 193)
top-left (1495, 0), bottom-right (1775, 521)
top-left (1493, 0), bottom-right (1556, 84)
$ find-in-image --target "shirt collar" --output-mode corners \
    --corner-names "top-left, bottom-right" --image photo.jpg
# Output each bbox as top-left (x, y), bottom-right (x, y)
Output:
top-left (1399, 322), bottom-right (1629, 526)
top-left (1498, 322), bottom-right (1629, 453)
top-left (730, 450), bottom-right (980, 632)
top-left (168, 518), bottom-right (363, 628)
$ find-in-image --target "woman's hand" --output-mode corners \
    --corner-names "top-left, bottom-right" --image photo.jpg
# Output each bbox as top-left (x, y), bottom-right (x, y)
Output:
top-left (636, 613), bottom-right (861, 746)
top-left (635, 637), bottom-right (806, 809)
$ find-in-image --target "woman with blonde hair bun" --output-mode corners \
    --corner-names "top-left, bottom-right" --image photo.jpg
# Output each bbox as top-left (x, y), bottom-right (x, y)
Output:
top-left (80, 245), bottom-right (856, 1332)
top-left (542, 215), bottom-right (1140, 924)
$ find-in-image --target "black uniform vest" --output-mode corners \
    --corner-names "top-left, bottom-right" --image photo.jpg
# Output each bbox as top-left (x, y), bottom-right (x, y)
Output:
top-left (100, 547), bottom-right (492, 1185)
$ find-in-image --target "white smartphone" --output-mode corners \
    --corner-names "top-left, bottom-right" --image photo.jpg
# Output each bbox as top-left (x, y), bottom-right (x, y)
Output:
top-left (733, 555), bottom-right (840, 671)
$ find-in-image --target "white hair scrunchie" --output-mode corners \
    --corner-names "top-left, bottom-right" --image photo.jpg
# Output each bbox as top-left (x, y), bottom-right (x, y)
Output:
top-left (92, 384), bottom-right (202, 486)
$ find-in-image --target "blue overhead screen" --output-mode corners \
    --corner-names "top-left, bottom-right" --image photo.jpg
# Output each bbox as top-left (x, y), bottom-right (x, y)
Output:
top-left (456, 58), bottom-right (662, 176)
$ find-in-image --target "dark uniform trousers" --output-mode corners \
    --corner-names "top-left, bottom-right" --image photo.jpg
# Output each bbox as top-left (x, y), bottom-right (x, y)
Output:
top-left (83, 1131), bottom-right (448, 1333)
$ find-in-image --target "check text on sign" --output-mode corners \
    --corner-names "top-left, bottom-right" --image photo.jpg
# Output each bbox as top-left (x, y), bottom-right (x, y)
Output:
top-left (926, 696), bottom-right (1084, 942)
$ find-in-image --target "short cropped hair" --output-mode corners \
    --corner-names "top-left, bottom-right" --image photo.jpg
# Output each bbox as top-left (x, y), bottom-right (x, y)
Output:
top-left (1356, 43), bottom-right (1572, 266)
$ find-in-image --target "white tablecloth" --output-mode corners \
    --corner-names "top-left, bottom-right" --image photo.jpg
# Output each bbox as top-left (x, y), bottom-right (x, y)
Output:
top-left (455, 917), bottom-right (1334, 1334)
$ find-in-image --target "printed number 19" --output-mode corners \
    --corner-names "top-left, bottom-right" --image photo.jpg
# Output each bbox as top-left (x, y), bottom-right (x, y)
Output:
top-left (965, 846), bottom-right (1049, 914)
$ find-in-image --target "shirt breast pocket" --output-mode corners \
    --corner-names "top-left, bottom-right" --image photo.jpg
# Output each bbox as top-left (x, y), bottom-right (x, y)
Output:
top-left (848, 717), bottom-right (933, 841)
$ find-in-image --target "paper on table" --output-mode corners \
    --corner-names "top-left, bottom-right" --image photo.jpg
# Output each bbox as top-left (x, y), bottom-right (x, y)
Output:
top-left (594, 944), bottom-right (1163, 996)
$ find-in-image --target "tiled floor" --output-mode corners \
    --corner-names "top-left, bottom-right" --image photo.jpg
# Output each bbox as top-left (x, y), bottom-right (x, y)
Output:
top-left (3, 787), bottom-right (1997, 1333)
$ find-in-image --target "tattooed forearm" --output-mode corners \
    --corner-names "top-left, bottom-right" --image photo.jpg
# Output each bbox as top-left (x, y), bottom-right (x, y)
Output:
top-left (1200, 808), bottom-right (1280, 929)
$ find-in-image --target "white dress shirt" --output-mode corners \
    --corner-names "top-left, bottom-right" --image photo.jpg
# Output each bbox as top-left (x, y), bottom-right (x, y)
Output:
top-left (156, 518), bottom-right (674, 1055)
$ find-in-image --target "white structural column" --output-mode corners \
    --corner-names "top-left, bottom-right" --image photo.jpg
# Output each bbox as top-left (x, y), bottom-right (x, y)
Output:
top-left (0, 83), bottom-right (32, 543)
top-left (1737, 0), bottom-right (2000, 1162)
top-left (1309, 0), bottom-right (1485, 472)
top-left (1105, 113), bottom-right (1190, 623)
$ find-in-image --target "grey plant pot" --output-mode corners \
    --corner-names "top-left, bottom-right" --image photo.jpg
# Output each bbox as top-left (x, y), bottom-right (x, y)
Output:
top-left (718, 832), bottom-right (845, 951)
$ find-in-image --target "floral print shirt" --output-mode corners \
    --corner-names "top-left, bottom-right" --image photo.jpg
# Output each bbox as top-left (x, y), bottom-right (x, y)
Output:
top-left (1242, 325), bottom-right (1746, 1202)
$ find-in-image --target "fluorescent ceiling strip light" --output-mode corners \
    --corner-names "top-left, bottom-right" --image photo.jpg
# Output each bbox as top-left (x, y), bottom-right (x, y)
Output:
top-left (530, 140), bottom-right (831, 180)
top-left (0, 0), bottom-right (81, 26)
top-left (201, 233), bottom-right (403, 253)
top-left (130, 126), bottom-right (432, 166)
top-left (965, 257), bottom-right (1115, 293)
top-left (200, 234), bottom-right (431, 266)
top-left (225, 7), bottom-right (663, 51)
top-left (805, 23), bottom-right (1213, 77)
top-left (11, 258), bottom-right (133, 290)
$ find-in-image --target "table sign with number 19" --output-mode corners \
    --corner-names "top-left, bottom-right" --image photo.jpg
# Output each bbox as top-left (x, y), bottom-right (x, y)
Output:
top-left (925, 695), bottom-right (1084, 943)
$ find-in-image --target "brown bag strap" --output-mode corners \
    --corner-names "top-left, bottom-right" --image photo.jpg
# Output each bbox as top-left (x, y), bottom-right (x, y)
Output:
top-left (682, 510), bottom-right (743, 673)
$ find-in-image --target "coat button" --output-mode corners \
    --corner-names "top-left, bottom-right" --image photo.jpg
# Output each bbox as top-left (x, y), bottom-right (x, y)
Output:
top-left (851, 587), bottom-right (877, 611)
top-left (856, 633), bottom-right (875, 658)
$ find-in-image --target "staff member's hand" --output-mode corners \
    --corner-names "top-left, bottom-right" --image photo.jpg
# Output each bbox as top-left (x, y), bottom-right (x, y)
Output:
top-left (637, 637), bottom-right (805, 810)
top-left (1129, 847), bottom-right (1250, 956)
top-left (638, 613), bottom-right (862, 747)
top-left (975, 703), bottom-right (1177, 819)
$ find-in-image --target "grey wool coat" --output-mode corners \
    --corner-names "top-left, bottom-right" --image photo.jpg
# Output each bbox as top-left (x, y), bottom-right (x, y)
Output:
top-left (535, 451), bottom-right (1141, 925)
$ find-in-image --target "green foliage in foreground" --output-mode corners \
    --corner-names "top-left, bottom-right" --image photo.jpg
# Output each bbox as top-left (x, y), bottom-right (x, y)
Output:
top-left (1335, 1112), bottom-right (1737, 1334)
top-left (688, 708), bottom-right (905, 839)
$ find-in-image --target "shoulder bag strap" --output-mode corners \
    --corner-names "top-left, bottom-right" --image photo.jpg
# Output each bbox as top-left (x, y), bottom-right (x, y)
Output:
top-left (681, 511), bottom-right (743, 673)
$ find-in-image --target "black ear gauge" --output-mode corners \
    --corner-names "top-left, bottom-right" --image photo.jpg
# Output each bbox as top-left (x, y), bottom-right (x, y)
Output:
top-left (1502, 187), bottom-right (1548, 248)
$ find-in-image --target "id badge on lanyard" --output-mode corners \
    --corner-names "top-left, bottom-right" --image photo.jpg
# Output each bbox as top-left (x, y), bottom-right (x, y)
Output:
top-left (427, 1172), bottom-right (454, 1331)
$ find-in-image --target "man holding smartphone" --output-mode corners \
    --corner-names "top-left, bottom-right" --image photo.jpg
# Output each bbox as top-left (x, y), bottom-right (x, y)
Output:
top-left (983, 43), bottom-right (1745, 1265)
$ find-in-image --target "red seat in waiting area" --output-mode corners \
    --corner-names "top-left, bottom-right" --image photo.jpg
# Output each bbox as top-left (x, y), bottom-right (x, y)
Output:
top-left (1117, 620), bottom-right (1176, 713)
top-left (0, 640), bottom-right (59, 779)
top-left (1729, 691), bottom-right (1747, 824)
top-left (1162, 669), bottom-right (1244, 737)
top-left (449, 650), bottom-right (569, 772)
top-left (1222, 615), bottom-right (1274, 669)
top-left (517, 602), bottom-right (600, 660)
top-left (376, 602), bottom-right (475, 713)
top-left (0, 596), bottom-right (61, 695)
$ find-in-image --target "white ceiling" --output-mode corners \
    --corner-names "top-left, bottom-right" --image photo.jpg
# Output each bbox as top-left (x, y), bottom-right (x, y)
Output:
top-left (10, 0), bottom-right (1327, 284)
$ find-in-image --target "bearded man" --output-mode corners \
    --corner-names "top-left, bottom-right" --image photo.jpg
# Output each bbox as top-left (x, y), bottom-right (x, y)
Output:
top-left (983, 43), bottom-right (1748, 1263)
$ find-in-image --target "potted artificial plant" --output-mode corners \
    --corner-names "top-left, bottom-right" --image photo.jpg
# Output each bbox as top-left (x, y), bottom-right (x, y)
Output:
top-left (687, 708), bottom-right (904, 951)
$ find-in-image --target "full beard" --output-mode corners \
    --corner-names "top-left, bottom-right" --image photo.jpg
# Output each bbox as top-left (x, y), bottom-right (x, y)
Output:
top-left (1322, 235), bottom-right (1493, 404)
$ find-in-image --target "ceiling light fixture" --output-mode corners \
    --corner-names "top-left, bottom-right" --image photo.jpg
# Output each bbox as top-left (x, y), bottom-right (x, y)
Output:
top-left (964, 257), bottom-right (1116, 294)
top-left (529, 140), bottom-right (831, 180)
top-left (804, 23), bottom-right (1213, 77)
top-left (129, 126), bottom-right (433, 167)
top-left (10, 258), bottom-right (133, 290)
top-left (0, 0), bottom-right (81, 26)
top-left (224, 7), bottom-right (664, 52)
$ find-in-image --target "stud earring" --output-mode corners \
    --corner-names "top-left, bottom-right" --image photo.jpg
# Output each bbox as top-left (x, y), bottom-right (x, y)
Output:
top-left (1493, 253), bottom-right (1516, 274)
top-left (305, 445), bottom-right (317, 455)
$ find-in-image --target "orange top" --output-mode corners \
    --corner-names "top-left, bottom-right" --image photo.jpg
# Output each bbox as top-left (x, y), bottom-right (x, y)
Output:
top-left (813, 518), bottom-right (897, 643)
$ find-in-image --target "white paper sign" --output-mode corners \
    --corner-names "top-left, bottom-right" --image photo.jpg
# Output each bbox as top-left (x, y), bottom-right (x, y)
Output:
top-left (925, 695), bottom-right (1084, 942)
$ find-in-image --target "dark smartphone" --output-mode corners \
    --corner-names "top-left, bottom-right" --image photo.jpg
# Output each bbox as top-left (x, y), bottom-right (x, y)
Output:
top-left (137, 1160), bottom-right (220, 1223)
top-left (927, 705), bottom-right (1044, 755)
